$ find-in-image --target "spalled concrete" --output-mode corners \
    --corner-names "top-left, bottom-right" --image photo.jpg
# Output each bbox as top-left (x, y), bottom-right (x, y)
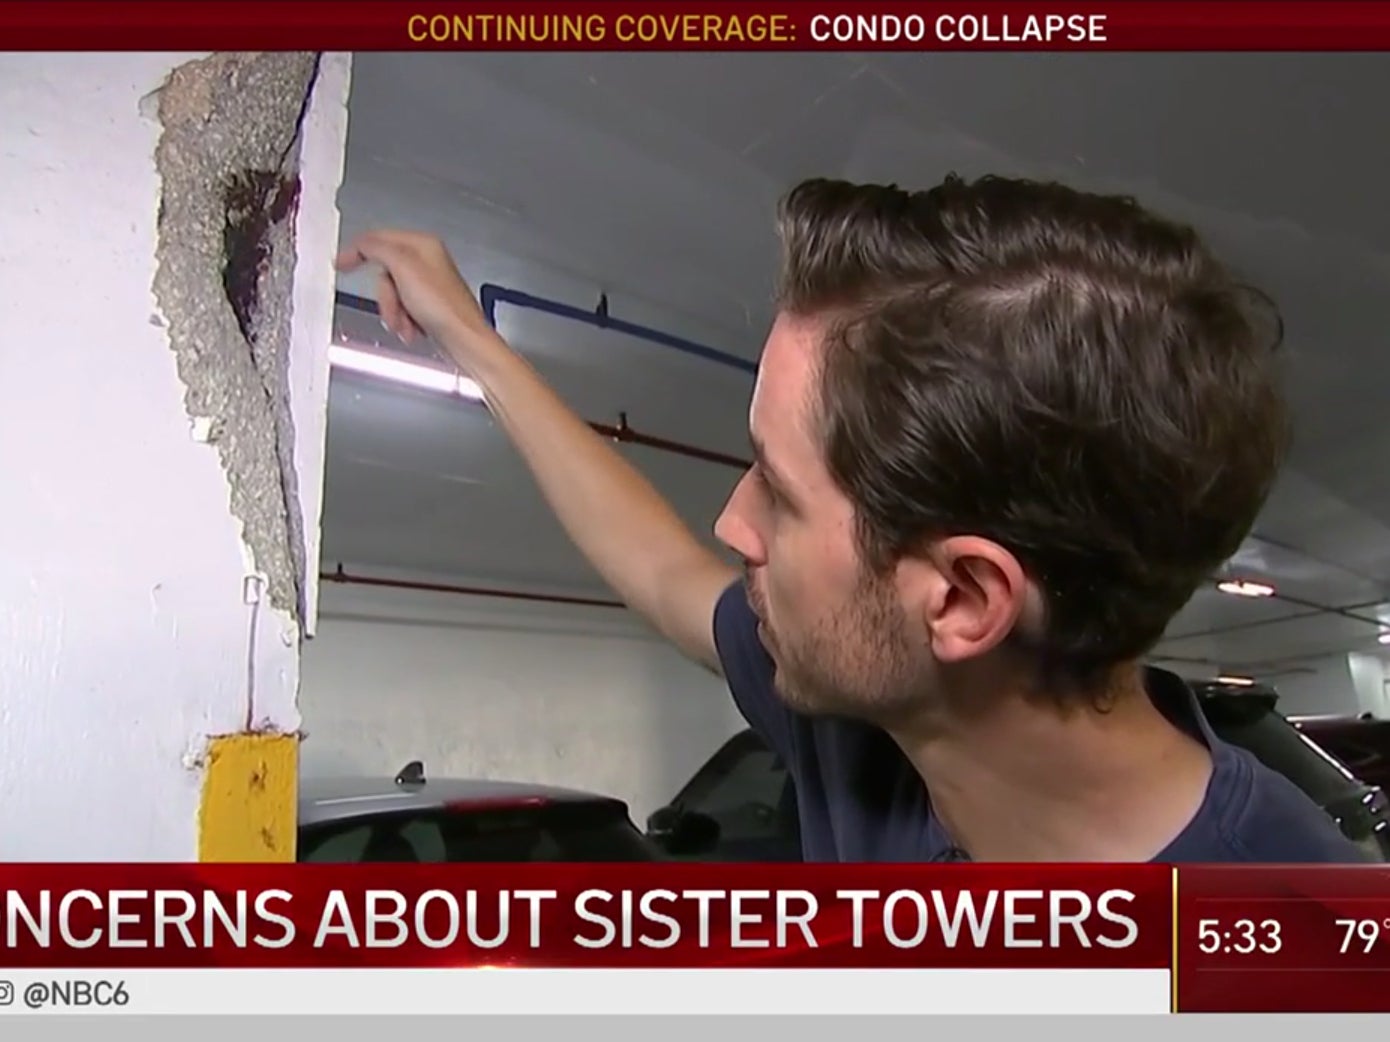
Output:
top-left (1, 52), bottom-right (350, 860)
top-left (151, 52), bottom-right (322, 624)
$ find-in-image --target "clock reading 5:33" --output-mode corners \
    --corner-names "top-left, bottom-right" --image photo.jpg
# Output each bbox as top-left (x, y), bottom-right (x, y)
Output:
top-left (1197, 918), bottom-right (1283, 955)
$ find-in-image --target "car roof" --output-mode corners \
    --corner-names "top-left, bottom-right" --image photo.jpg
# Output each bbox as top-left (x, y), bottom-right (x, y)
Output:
top-left (298, 774), bottom-right (627, 828)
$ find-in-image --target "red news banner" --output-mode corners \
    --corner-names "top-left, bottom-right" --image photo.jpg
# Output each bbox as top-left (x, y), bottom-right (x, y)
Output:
top-left (0, 1), bottom-right (1389, 51)
top-left (1177, 866), bottom-right (1390, 1013)
top-left (2, 863), bottom-right (1390, 1011)
top-left (0, 863), bottom-right (1167, 970)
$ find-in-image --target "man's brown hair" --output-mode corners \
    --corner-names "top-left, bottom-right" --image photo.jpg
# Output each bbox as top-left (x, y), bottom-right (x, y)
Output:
top-left (775, 175), bottom-right (1289, 690)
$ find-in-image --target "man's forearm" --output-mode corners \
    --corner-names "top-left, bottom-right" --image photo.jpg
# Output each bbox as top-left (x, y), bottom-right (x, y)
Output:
top-left (445, 322), bottom-right (733, 643)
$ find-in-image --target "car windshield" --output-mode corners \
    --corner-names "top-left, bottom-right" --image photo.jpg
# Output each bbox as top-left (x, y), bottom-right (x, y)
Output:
top-left (671, 732), bottom-right (783, 809)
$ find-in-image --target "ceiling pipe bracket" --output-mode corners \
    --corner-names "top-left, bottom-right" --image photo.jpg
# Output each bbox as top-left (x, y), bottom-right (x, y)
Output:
top-left (478, 282), bottom-right (756, 375)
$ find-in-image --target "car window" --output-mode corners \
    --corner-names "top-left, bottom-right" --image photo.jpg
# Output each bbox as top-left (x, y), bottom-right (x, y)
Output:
top-left (670, 734), bottom-right (794, 845)
top-left (299, 823), bottom-right (372, 862)
top-left (1295, 720), bottom-right (1390, 784)
top-left (300, 801), bottom-right (658, 863)
top-left (437, 802), bottom-right (657, 861)
top-left (675, 733), bottom-right (786, 810)
top-left (687, 747), bottom-right (785, 817)
top-left (398, 816), bottom-right (447, 860)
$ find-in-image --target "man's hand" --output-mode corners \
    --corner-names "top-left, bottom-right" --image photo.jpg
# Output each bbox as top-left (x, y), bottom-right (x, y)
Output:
top-left (335, 230), bottom-right (491, 360)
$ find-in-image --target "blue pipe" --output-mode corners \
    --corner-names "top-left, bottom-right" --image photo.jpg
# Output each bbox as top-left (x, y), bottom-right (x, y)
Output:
top-left (337, 289), bottom-right (382, 316)
top-left (335, 286), bottom-right (757, 376)
top-left (332, 288), bottom-right (754, 470)
top-left (478, 283), bottom-right (757, 376)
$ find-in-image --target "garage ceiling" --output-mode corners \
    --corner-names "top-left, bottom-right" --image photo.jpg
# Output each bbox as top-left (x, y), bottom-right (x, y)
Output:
top-left (324, 51), bottom-right (1390, 683)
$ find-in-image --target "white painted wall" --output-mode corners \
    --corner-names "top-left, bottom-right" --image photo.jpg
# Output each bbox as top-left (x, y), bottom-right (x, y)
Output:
top-left (0, 54), bottom-right (349, 859)
top-left (1348, 653), bottom-right (1390, 719)
top-left (1272, 654), bottom-right (1365, 718)
top-left (298, 579), bottom-right (745, 825)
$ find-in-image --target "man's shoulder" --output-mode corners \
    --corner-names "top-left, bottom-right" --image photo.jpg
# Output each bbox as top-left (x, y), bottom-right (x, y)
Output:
top-left (712, 579), bottom-right (768, 687)
top-left (1145, 667), bottom-right (1374, 864)
top-left (711, 580), bottom-right (798, 757)
top-left (1198, 744), bottom-right (1375, 863)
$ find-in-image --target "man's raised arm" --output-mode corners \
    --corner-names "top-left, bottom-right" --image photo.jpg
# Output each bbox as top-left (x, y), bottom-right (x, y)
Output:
top-left (336, 230), bottom-right (737, 674)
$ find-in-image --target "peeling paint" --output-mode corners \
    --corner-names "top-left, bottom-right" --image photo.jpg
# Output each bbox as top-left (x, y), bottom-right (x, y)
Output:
top-left (150, 52), bottom-right (322, 624)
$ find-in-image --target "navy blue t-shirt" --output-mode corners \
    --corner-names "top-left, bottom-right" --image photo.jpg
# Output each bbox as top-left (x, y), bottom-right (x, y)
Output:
top-left (712, 581), bottom-right (1372, 863)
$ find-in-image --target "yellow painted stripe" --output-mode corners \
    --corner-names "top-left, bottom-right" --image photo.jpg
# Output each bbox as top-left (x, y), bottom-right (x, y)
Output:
top-left (197, 733), bottom-right (298, 862)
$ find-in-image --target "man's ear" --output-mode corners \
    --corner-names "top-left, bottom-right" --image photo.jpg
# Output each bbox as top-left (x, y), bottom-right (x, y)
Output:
top-left (900, 537), bottom-right (1028, 663)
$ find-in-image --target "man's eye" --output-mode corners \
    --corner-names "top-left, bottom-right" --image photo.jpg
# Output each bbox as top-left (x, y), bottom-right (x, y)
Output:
top-left (752, 466), bottom-right (782, 506)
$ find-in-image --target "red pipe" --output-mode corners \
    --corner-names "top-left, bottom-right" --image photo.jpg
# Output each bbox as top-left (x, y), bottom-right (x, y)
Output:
top-left (591, 412), bottom-right (749, 470)
top-left (320, 564), bottom-right (626, 609)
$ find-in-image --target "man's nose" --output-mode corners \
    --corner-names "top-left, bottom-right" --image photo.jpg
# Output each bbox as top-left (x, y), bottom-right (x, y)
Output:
top-left (714, 471), bottom-right (766, 566)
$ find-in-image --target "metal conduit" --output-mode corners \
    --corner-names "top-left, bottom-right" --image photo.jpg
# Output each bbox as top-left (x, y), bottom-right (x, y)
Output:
top-left (330, 285), bottom-right (752, 609)
top-left (334, 290), bottom-right (751, 472)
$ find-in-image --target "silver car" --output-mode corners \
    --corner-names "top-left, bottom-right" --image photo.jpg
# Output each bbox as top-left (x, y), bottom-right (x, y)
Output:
top-left (298, 763), bottom-right (664, 862)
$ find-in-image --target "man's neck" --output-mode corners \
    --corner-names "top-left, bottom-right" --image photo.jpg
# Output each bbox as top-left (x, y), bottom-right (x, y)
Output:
top-left (891, 664), bottom-right (1215, 862)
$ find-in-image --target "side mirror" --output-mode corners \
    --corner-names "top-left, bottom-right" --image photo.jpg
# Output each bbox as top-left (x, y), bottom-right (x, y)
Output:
top-left (646, 806), bottom-right (721, 856)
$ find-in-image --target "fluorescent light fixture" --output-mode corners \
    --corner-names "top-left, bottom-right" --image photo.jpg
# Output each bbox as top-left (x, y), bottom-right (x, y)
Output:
top-left (1215, 674), bottom-right (1255, 686)
top-left (328, 344), bottom-right (483, 402)
top-left (1379, 631), bottom-right (1390, 646)
top-left (1216, 579), bottom-right (1275, 598)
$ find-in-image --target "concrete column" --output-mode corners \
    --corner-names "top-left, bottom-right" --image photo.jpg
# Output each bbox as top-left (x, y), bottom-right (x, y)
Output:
top-left (0, 52), bottom-right (352, 860)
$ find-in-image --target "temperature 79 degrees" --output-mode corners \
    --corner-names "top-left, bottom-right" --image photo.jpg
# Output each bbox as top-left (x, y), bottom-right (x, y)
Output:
top-left (1336, 917), bottom-right (1390, 954)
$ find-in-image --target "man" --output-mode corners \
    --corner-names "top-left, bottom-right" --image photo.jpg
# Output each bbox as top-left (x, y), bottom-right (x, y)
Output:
top-left (337, 174), bottom-right (1370, 863)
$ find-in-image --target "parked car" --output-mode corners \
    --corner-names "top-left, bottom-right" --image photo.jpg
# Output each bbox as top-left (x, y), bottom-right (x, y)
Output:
top-left (648, 680), bottom-right (1390, 863)
top-left (298, 762), bottom-right (665, 862)
top-left (1191, 681), bottom-right (1390, 861)
top-left (1289, 712), bottom-right (1390, 793)
top-left (646, 729), bottom-right (801, 862)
